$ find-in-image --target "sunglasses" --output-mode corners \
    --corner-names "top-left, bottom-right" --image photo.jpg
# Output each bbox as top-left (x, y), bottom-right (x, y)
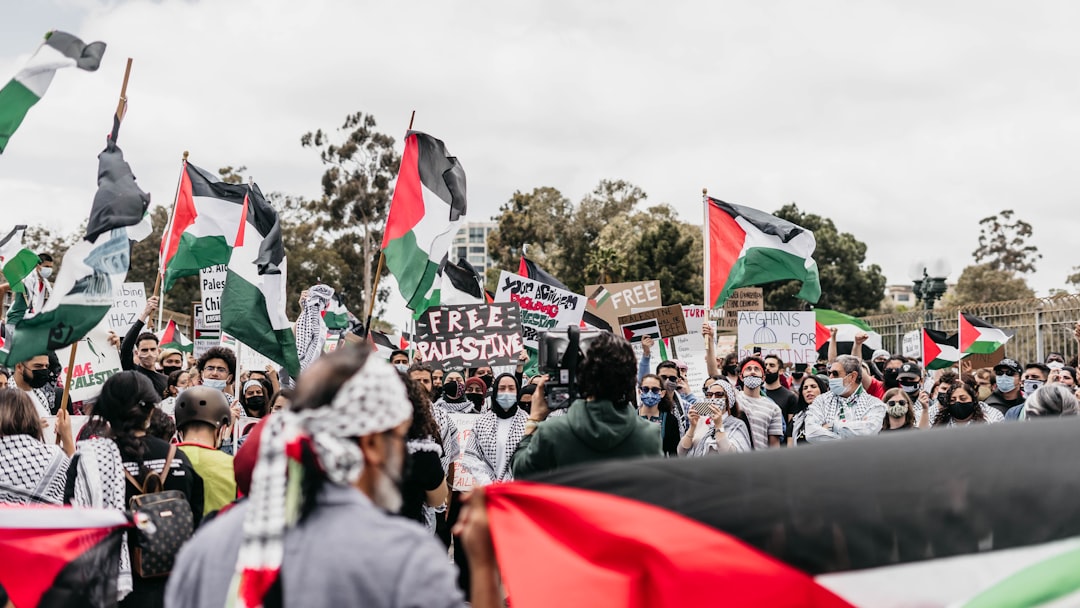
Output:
top-left (886, 400), bottom-right (908, 407)
top-left (898, 380), bottom-right (919, 386)
top-left (660, 375), bottom-right (679, 383)
top-left (827, 370), bottom-right (847, 378)
top-left (640, 386), bottom-right (663, 394)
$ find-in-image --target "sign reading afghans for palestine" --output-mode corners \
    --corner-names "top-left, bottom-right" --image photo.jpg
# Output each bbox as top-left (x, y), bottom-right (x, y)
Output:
top-left (414, 303), bottom-right (524, 368)
top-left (737, 310), bottom-right (818, 364)
top-left (494, 271), bottom-right (586, 349)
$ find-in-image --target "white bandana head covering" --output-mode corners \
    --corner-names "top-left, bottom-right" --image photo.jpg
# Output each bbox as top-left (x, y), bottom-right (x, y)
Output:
top-left (230, 354), bottom-right (413, 608)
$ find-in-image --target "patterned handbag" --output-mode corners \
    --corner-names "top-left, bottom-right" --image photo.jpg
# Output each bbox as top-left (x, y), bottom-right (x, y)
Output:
top-left (124, 445), bottom-right (193, 578)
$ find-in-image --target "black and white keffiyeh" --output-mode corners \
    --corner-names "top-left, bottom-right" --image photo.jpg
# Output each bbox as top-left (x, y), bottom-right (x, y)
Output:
top-left (230, 355), bottom-right (413, 608)
top-left (463, 410), bottom-right (527, 485)
top-left (429, 404), bottom-right (460, 472)
top-left (70, 437), bottom-right (132, 599)
top-left (294, 284), bottom-right (334, 374)
top-left (0, 434), bottom-right (69, 505)
top-left (7, 375), bottom-right (53, 416)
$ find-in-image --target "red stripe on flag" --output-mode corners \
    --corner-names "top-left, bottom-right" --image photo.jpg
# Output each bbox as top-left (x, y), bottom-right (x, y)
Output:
top-left (0, 525), bottom-right (118, 608)
top-left (922, 329), bottom-right (942, 368)
top-left (234, 193), bottom-right (250, 247)
top-left (161, 320), bottom-right (176, 344)
top-left (381, 133), bottom-right (424, 248)
top-left (815, 322), bottom-right (831, 353)
top-left (161, 162), bottom-right (195, 265)
top-left (518, 256), bottom-right (528, 277)
top-left (958, 313), bottom-right (977, 353)
top-left (485, 482), bottom-right (853, 608)
top-left (707, 200), bottom-right (747, 307)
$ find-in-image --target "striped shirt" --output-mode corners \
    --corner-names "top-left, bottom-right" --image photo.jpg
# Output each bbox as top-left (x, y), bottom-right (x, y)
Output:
top-left (805, 387), bottom-right (886, 443)
top-left (736, 393), bottom-right (784, 449)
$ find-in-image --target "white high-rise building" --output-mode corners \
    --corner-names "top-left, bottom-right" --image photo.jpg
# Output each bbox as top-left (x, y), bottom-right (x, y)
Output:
top-left (451, 221), bottom-right (496, 275)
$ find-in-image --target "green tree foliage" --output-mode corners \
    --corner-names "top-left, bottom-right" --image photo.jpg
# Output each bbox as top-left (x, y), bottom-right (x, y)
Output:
top-left (761, 204), bottom-right (886, 316)
top-left (560, 180), bottom-right (646, 292)
top-left (945, 263), bottom-right (1035, 306)
top-left (973, 209), bottom-right (1041, 274)
top-left (301, 112), bottom-right (400, 319)
top-left (486, 186), bottom-right (572, 289)
top-left (623, 216), bottom-right (702, 305)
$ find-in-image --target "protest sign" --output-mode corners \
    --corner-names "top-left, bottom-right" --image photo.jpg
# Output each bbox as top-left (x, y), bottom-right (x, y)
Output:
top-left (56, 323), bottom-right (123, 404)
top-left (415, 303), bottom-right (523, 368)
top-left (618, 304), bottom-right (687, 340)
top-left (449, 412), bottom-right (479, 491)
top-left (219, 332), bottom-right (274, 375)
top-left (323, 331), bottom-right (340, 353)
top-left (42, 415), bottom-right (90, 447)
top-left (903, 330), bottom-right (922, 359)
top-left (199, 264), bottom-right (227, 327)
top-left (717, 287), bottom-right (764, 332)
top-left (674, 306), bottom-right (709, 396)
top-left (192, 303), bottom-right (220, 359)
top-left (494, 271), bottom-right (586, 348)
top-left (585, 280), bottom-right (662, 330)
top-left (104, 282), bottom-right (146, 334)
top-left (737, 311), bottom-right (817, 364)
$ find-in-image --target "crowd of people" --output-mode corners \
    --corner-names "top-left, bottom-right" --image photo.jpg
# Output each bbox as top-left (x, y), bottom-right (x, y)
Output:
top-left (2, 251), bottom-right (1079, 606)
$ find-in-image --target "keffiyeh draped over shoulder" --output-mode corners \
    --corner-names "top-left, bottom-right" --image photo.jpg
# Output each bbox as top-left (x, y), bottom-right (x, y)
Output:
top-left (295, 284), bottom-right (334, 374)
top-left (230, 355), bottom-right (414, 608)
top-left (0, 434), bottom-right (70, 504)
top-left (70, 437), bottom-right (133, 600)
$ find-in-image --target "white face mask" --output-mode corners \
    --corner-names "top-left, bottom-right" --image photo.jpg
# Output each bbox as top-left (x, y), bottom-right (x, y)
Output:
top-left (39, 267), bottom-right (52, 279)
top-left (373, 442), bottom-right (404, 513)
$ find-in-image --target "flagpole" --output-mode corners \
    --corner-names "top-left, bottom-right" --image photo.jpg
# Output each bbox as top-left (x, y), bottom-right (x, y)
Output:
top-left (155, 151), bottom-right (189, 332)
top-left (115, 58), bottom-right (132, 123)
top-left (363, 110), bottom-right (416, 338)
top-left (59, 341), bottom-right (78, 417)
top-left (702, 188), bottom-right (709, 311)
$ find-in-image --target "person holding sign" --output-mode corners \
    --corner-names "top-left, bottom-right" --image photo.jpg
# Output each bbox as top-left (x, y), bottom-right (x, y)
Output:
top-left (805, 355), bottom-right (887, 443)
top-left (119, 295), bottom-right (168, 396)
top-left (463, 374), bottom-right (527, 486)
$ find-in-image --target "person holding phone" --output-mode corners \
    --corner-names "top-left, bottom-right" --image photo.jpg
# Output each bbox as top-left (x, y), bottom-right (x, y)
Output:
top-left (678, 378), bottom-right (750, 456)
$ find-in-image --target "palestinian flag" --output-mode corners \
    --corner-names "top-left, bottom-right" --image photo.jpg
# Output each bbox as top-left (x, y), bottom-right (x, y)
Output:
top-left (923, 328), bottom-right (960, 371)
top-left (489, 419), bottom-right (1080, 607)
top-left (813, 309), bottom-right (881, 360)
top-left (959, 313), bottom-right (1013, 355)
top-left (2, 118), bottom-right (149, 366)
top-left (219, 184), bottom-right (301, 377)
top-left (705, 196), bottom-right (820, 309)
top-left (156, 318), bottom-right (193, 353)
top-left (581, 310), bottom-right (612, 333)
top-left (587, 285), bottom-right (611, 309)
top-left (369, 330), bottom-right (406, 359)
top-left (0, 506), bottom-right (130, 608)
top-left (519, 255), bottom-right (568, 290)
top-left (0, 224), bottom-right (39, 293)
top-left (0, 31), bottom-right (106, 154)
top-left (382, 131), bottom-right (467, 315)
top-left (621, 319), bottom-right (660, 343)
top-left (160, 161), bottom-right (249, 293)
top-left (439, 257), bottom-right (486, 306)
top-left (321, 294), bottom-right (351, 330)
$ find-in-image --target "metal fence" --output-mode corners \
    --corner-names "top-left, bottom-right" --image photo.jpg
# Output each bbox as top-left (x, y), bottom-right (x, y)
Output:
top-left (861, 294), bottom-right (1080, 366)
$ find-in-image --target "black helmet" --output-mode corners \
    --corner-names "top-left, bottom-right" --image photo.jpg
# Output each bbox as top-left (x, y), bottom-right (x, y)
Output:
top-left (174, 386), bottom-right (232, 430)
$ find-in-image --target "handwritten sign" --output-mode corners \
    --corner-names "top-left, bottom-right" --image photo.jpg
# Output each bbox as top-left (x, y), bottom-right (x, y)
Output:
top-left (199, 265), bottom-right (228, 327)
top-left (56, 323), bottom-right (123, 404)
top-left (105, 282), bottom-right (146, 334)
top-left (415, 303), bottom-right (524, 368)
top-left (903, 330), bottom-right (922, 359)
top-left (585, 280), bottom-right (662, 331)
top-left (448, 412), bottom-right (479, 491)
top-left (717, 288), bottom-right (764, 332)
top-left (674, 306), bottom-right (709, 396)
top-left (618, 304), bottom-right (687, 339)
top-left (494, 271), bottom-right (585, 348)
top-left (737, 311), bottom-right (817, 364)
top-left (192, 303), bottom-right (219, 359)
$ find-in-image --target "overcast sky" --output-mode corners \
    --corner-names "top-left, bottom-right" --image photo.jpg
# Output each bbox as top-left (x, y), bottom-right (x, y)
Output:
top-left (4, 0), bottom-right (1079, 328)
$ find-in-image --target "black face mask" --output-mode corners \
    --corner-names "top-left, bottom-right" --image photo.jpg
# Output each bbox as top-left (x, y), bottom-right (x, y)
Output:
top-left (949, 401), bottom-right (976, 420)
top-left (479, 374), bottom-right (494, 390)
top-left (764, 372), bottom-right (780, 384)
top-left (883, 369), bottom-right (900, 389)
top-left (245, 396), bottom-right (267, 414)
top-left (25, 368), bottom-right (51, 389)
top-left (723, 365), bottom-right (738, 376)
top-left (442, 381), bottom-right (464, 401)
top-left (161, 365), bottom-right (182, 377)
top-left (466, 393), bottom-right (485, 408)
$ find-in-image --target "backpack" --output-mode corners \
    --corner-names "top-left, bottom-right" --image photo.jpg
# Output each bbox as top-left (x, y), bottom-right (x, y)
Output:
top-left (123, 445), bottom-right (193, 578)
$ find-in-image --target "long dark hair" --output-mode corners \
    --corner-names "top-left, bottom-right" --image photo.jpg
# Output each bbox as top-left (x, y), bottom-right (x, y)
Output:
top-left (96, 371), bottom-right (161, 467)
top-left (880, 388), bottom-right (916, 430)
top-left (402, 371), bottom-right (443, 446)
top-left (933, 381), bottom-right (986, 426)
top-left (795, 375), bottom-right (829, 415)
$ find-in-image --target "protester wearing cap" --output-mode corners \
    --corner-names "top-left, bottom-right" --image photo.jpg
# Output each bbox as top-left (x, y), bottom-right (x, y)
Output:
top-left (1004, 362), bottom-right (1052, 421)
top-left (871, 349), bottom-right (890, 367)
top-left (984, 358), bottom-right (1025, 415)
top-left (805, 355), bottom-right (886, 442)
top-left (896, 362), bottom-right (930, 424)
top-left (166, 346), bottom-right (492, 608)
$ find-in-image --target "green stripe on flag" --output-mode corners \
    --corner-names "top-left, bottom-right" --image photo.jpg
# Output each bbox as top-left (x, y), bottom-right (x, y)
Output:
top-left (219, 269), bottom-right (300, 377)
top-left (658, 339), bottom-right (669, 362)
top-left (0, 79), bottom-right (41, 153)
top-left (384, 230), bottom-right (442, 312)
top-left (814, 308), bottom-right (873, 332)
top-left (962, 544), bottom-right (1080, 607)
top-left (716, 247), bottom-right (820, 309)
top-left (2, 249), bottom-right (39, 293)
top-left (162, 232), bottom-right (233, 293)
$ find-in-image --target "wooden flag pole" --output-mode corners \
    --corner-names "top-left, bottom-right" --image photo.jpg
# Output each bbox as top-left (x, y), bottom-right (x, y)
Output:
top-left (362, 110), bottom-right (416, 338)
top-left (115, 58), bottom-right (133, 123)
top-left (155, 151), bottom-right (190, 330)
top-left (58, 341), bottom-right (79, 418)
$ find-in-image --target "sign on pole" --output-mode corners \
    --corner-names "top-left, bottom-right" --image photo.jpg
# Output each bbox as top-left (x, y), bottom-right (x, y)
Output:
top-left (199, 264), bottom-right (227, 328)
top-left (192, 303), bottom-right (219, 359)
top-left (584, 280), bottom-right (662, 331)
top-left (737, 311), bottom-right (818, 364)
top-left (414, 303), bottom-right (523, 369)
top-left (105, 282), bottom-right (147, 334)
top-left (902, 330), bottom-right (922, 359)
top-left (618, 304), bottom-right (688, 341)
top-left (717, 288), bottom-right (764, 333)
top-left (56, 323), bottom-right (123, 404)
top-left (494, 270), bottom-right (586, 348)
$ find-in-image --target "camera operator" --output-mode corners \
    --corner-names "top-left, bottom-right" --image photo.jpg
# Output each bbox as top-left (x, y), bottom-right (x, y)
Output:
top-left (510, 332), bottom-right (661, 479)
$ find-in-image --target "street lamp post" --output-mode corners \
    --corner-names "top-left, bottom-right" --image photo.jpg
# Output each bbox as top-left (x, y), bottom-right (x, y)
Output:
top-left (910, 260), bottom-right (951, 328)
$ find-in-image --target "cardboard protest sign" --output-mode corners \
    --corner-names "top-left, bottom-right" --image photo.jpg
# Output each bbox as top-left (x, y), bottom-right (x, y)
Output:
top-left (192, 303), bottom-right (220, 359)
top-left (105, 282), bottom-right (146, 334)
top-left (494, 271), bottom-right (586, 348)
top-left (903, 330), bottom-right (922, 359)
top-left (717, 287), bottom-right (764, 333)
top-left (737, 311), bottom-right (817, 364)
top-left (618, 304), bottom-right (687, 340)
top-left (56, 323), bottom-right (123, 404)
top-left (199, 264), bottom-right (227, 328)
top-left (323, 331), bottom-right (340, 353)
top-left (415, 303), bottom-right (523, 368)
top-left (585, 280), bottom-right (662, 330)
top-left (449, 412), bottom-right (479, 491)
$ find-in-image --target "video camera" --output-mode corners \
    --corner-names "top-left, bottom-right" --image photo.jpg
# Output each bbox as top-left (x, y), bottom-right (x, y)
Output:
top-left (537, 325), bottom-right (604, 410)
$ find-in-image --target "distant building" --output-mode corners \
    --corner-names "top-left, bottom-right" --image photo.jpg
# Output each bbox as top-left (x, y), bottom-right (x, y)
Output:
top-left (885, 283), bottom-right (955, 308)
top-left (451, 222), bottom-right (496, 275)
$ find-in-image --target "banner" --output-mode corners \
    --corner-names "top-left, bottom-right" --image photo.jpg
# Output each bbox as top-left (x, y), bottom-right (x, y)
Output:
top-left (449, 412), bottom-right (479, 492)
top-left (584, 280), bottom-right (662, 330)
top-left (414, 303), bottom-right (523, 369)
top-left (191, 303), bottom-right (219, 359)
top-left (56, 323), bottom-right (122, 404)
top-left (494, 271), bottom-right (585, 348)
top-left (199, 264), bottom-right (227, 328)
top-left (737, 311), bottom-right (817, 364)
top-left (104, 282), bottom-right (146, 334)
top-left (717, 287), bottom-right (764, 333)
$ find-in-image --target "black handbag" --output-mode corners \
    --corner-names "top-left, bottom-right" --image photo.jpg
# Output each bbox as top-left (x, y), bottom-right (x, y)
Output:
top-left (124, 445), bottom-right (193, 578)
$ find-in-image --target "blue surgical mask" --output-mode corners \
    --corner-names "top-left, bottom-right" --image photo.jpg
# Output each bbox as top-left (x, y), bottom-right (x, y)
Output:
top-left (828, 378), bottom-right (847, 395)
top-left (394, 363), bottom-right (409, 374)
top-left (204, 378), bottom-right (228, 391)
top-left (640, 392), bottom-right (662, 407)
top-left (1023, 379), bottom-right (1044, 397)
top-left (495, 393), bottom-right (517, 410)
top-left (996, 374), bottom-right (1016, 393)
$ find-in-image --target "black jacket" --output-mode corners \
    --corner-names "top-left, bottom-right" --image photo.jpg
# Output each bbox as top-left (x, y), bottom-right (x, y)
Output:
top-left (121, 319), bottom-right (168, 397)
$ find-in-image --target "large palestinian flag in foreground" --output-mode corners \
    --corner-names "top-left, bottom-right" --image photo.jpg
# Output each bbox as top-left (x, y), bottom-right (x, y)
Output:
top-left (814, 309), bottom-right (882, 360)
top-left (488, 419), bottom-right (1080, 607)
top-left (382, 131), bottom-right (467, 315)
top-left (219, 184), bottom-right (300, 377)
top-left (959, 313), bottom-right (1013, 355)
top-left (0, 506), bottom-right (129, 608)
top-left (0, 31), bottom-right (106, 154)
top-left (159, 161), bottom-right (249, 293)
top-left (706, 197), bottom-right (820, 308)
